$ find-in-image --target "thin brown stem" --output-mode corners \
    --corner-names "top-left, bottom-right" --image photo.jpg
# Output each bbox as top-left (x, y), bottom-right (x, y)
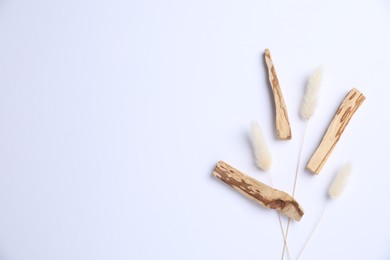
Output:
top-left (266, 171), bottom-right (292, 260)
top-left (281, 219), bottom-right (291, 260)
top-left (292, 121), bottom-right (309, 197)
top-left (281, 121), bottom-right (309, 260)
top-left (296, 204), bottom-right (328, 259)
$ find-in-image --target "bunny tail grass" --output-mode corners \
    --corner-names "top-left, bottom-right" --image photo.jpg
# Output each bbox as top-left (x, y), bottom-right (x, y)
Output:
top-left (250, 121), bottom-right (272, 171)
top-left (297, 163), bottom-right (352, 259)
top-left (249, 124), bottom-right (290, 259)
top-left (328, 163), bottom-right (352, 199)
top-left (300, 67), bottom-right (323, 120)
top-left (285, 67), bottom-right (323, 259)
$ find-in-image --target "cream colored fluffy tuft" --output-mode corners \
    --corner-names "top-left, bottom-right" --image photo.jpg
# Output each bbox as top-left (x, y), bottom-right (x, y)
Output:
top-left (250, 121), bottom-right (272, 171)
top-left (300, 67), bottom-right (323, 120)
top-left (328, 163), bottom-right (352, 199)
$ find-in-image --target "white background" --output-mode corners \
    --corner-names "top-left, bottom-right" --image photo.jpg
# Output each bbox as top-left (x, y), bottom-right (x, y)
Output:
top-left (0, 0), bottom-right (389, 259)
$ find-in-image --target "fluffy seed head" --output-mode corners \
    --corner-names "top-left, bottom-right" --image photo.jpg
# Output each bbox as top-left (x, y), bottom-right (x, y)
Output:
top-left (300, 67), bottom-right (323, 120)
top-left (328, 163), bottom-right (352, 199)
top-left (250, 121), bottom-right (272, 171)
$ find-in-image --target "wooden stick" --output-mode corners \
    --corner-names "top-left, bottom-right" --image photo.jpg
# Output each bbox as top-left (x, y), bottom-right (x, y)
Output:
top-left (307, 88), bottom-right (365, 174)
top-left (264, 48), bottom-right (292, 140)
top-left (213, 161), bottom-right (304, 221)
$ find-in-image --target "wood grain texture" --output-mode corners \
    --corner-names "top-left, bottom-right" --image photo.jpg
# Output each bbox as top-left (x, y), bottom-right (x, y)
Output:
top-left (264, 48), bottom-right (292, 140)
top-left (307, 88), bottom-right (366, 174)
top-left (213, 161), bottom-right (304, 221)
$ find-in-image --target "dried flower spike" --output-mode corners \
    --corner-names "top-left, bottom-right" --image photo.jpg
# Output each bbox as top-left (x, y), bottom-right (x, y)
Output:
top-left (250, 122), bottom-right (292, 259)
top-left (300, 67), bottom-right (323, 120)
top-left (282, 67), bottom-right (323, 260)
top-left (250, 121), bottom-right (272, 171)
top-left (328, 163), bottom-right (352, 199)
top-left (297, 163), bottom-right (353, 259)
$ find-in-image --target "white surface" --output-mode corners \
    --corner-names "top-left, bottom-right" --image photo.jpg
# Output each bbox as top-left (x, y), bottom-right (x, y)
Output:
top-left (0, 0), bottom-right (389, 259)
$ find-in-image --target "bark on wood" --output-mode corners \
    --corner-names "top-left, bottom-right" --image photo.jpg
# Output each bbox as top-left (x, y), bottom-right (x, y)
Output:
top-left (264, 48), bottom-right (292, 140)
top-left (307, 88), bottom-right (366, 174)
top-left (213, 161), bottom-right (304, 221)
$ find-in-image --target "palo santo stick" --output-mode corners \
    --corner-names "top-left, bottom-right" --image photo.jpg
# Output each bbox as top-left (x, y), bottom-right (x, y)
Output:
top-left (264, 48), bottom-right (292, 140)
top-left (307, 88), bottom-right (365, 174)
top-left (213, 161), bottom-right (304, 221)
